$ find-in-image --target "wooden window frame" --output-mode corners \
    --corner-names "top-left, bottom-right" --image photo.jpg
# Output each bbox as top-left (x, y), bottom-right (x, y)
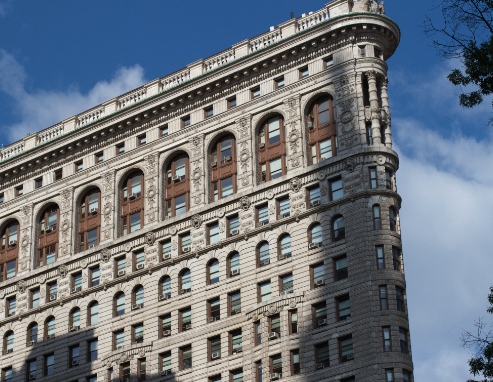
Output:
top-left (181, 116), bottom-right (191, 129)
top-left (315, 342), bottom-right (330, 367)
top-left (79, 190), bottom-right (101, 252)
top-left (165, 155), bottom-right (190, 217)
top-left (113, 329), bottom-right (124, 350)
top-left (312, 302), bottom-right (327, 329)
top-left (160, 125), bottom-right (169, 137)
top-left (227, 251), bottom-right (240, 278)
top-left (254, 321), bottom-right (261, 346)
top-left (268, 314), bottom-right (280, 336)
top-left (228, 291), bottom-right (240, 316)
top-left (373, 205), bottom-right (381, 230)
top-left (75, 161), bottom-right (83, 173)
top-left (132, 323), bottom-right (144, 344)
top-left (323, 55), bottom-right (334, 69)
top-left (211, 134), bottom-right (237, 201)
top-left (95, 152), bottom-right (104, 164)
top-left (159, 351), bottom-right (172, 373)
top-left (269, 353), bottom-right (282, 375)
top-left (290, 349), bottom-right (300, 375)
top-left (69, 307), bottom-right (81, 327)
top-left (89, 266), bottom-right (100, 287)
top-left (0, 220), bottom-right (20, 281)
top-left (44, 353), bottom-right (55, 376)
top-left (159, 314), bottom-right (172, 339)
top-left (257, 281), bottom-right (271, 303)
top-left (227, 97), bottom-right (237, 110)
top-left (137, 134), bottom-right (147, 147)
top-left (332, 215), bottom-right (345, 242)
top-left (179, 307), bottom-right (192, 333)
top-left (386, 369), bottom-right (395, 382)
top-left (396, 287), bottom-right (406, 312)
top-left (15, 185), bottom-right (23, 197)
top-left (255, 360), bottom-right (262, 382)
top-left (230, 368), bottom-right (243, 382)
top-left (333, 255), bottom-right (348, 281)
top-left (288, 309), bottom-right (298, 334)
top-left (385, 168), bottom-right (394, 190)
top-left (310, 262), bottom-right (324, 289)
top-left (258, 116), bottom-right (287, 182)
top-left (389, 207), bottom-right (398, 232)
top-left (179, 232), bottom-right (191, 253)
top-left (376, 245), bottom-right (385, 270)
top-left (207, 297), bottom-right (220, 321)
top-left (120, 362), bottom-right (130, 381)
top-left (178, 268), bottom-right (191, 291)
top-left (379, 285), bottom-right (388, 310)
top-left (251, 86), bottom-right (260, 100)
top-left (116, 143), bottom-right (125, 155)
top-left (30, 288), bottom-right (40, 309)
top-left (369, 167), bottom-right (378, 189)
top-left (299, 66), bottom-right (309, 80)
top-left (54, 169), bottom-right (63, 182)
top-left (0, 193), bottom-right (4, 204)
top-left (35, 177), bottom-right (43, 189)
top-left (113, 292), bottom-right (125, 317)
top-left (382, 326), bottom-right (392, 352)
top-left (338, 334), bottom-right (353, 363)
top-left (229, 328), bottom-right (242, 355)
top-left (366, 122), bottom-right (373, 145)
top-left (392, 246), bottom-right (402, 272)
top-left (360, 45), bottom-right (366, 58)
top-left (308, 96), bottom-right (337, 165)
top-left (279, 273), bottom-right (293, 293)
top-left (6, 297), bottom-right (16, 317)
top-left (3, 330), bottom-right (13, 351)
top-left (226, 215), bottom-right (239, 238)
top-left (274, 76), bottom-right (285, 90)
top-left (87, 338), bottom-right (98, 362)
top-left (204, 106), bottom-right (214, 119)
top-left (87, 301), bottom-right (98, 326)
top-left (179, 345), bottom-right (192, 370)
top-left (28, 323), bottom-right (38, 343)
top-left (121, 171), bottom-right (145, 236)
top-left (336, 294), bottom-right (351, 321)
top-left (208, 335), bottom-right (221, 361)
top-left (328, 177), bottom-right (343, 201)
top-left (69, 344), bottom-right (80, 367)
top-left (44, 316), bottom-right (55, 340)
top-left (399, 327), bottom-right (409, 353)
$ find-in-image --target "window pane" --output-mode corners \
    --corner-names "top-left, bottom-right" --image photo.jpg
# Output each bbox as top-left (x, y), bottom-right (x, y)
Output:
top-left (320, 139), bottom-right (332, 160)
top-left (181, 270), bottom-right (191, 290)
top-left (269, 158), bottom-right (282, 180)
top-left (209, 261), bottom-right (219, 284)
top-left (260, 282), bottom-right (271, 302)
top-left (318, 109), bottom-right (331, 125)
top-left (209, 224), bottom-right (220, 244)
top-left (281, 274), bottom-right (293, 293)
top-left (268, 118), bottom-right (281, 145)
top-left (131, 175), bottom-right (142, 196)
top-left (176, 158), bottom-right (186, 179)
top-left (162, 277), bottom-right (171, 296)
top-left (175, 195), bottom-right (186, 216)
top-left (311, 224), bottom-right (322, 243)
top-left (309, 187), bottom-right (321, 205)
top-left (87, 229), bottom-right (98, 247)
top-left (313, 264), bottom-right (324, 284)
top-left (130, 212), bottom-right (141, 232)
top-left (221, 176), bottom-right (234, 198)
top-left (135, 287), bottom-right (144, 305)
top-left (258, 206), bottom-right (269, 223)
top-left (280, 235), bottom-right (291, 257)
top-left (259, 243), bottom-right (270, 264)
top-left (331, 179), bottom-right (343, 200)
top-left (229, 253), bottom-right (240, 273)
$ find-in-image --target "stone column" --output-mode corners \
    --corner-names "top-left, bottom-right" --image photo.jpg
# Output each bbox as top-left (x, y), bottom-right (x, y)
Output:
top-left (380, 77), bottom-right (392, 148)
top-left (283, 95), bottom-right (305, 171)
top-left (235, 115), bottom-right (253, 193)
top-left (366, 71), bottom-right (382, 145)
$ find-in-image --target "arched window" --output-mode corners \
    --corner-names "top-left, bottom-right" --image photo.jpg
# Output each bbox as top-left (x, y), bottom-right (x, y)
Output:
top-left (257, 242), bottom-right (270, 267)
top-left (3, 331), bottom-right (13, 352)
top-left (114, 293), bottom-right (125, 317)
top-left (278, 234), bottom-right (292, 259)
top-left (333, 216), bottom-right (345, 241)
top-left (309, 223), bottom-right (323, 244)
top-left (121, 171), bottom-right (144, 236)
top-left (373, 205), bottom-right (381, 230)
top-left (179, 269), bottom-right (191, 293)
top-left (70, 308), bottom-right (81, 328)
top-left (38, 205), bottom-right (59, 267)
top-left (211, 135), bottom-right (237, 201)
top-left (259, 115), bottom-right (287, 182)
top-left (207, 260), bottom-right (220, 285)
top-left (88, 301), bottom-right (99, 326)
top-left (0, 220), bottom-right (19, 281)
top-left (45, 316), bottom-right (56, 339)
top-left (308, 96), bottom-right (337, 164)
top-left (27, 322), bottom-right (38, 344)
top-left (228, 252), bottom-right (240, 277)
top-left (79, 189), bottom-right (101, 252)
top-left (133, 286), bottom-right (144, 307)
top-left (389, 207), bottom-right (397, 232)
top-left (160, 276), bottom-right (172, 298)
top-left (165, 154), bottom-right (190, 218)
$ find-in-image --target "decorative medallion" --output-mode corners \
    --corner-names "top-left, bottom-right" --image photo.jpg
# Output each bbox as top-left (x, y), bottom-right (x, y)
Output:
top-left (170, 226), bottom-right (178, 236)
top-left (58, 265), bottom-right (68, 278)
top-left (145, 232), bottom-right (156, 246)
top-left (343, 158), bottom-right (357, 173)
top-left (340, 110), bottom-right (354, 124)
top-left (377, 156), bottom-right (386, 165)
top-left (38, 274), bottom-right (46, 284)
top-left (100, 249), bottom-right (111, 262)
top-left (266, 191), bottom-right (274, 200)
top-left (17, 280), bottom-right (26, 293)
top-left (81, 260), bottom-right (88, 269)
top-left (191, 215), bottom-right (202, 229)
top-left (124, 243), bottom-right (132, 252)
top-left (317, 171), bottom-right (326, 181)
top-left (217, 208), bottom-right (225, 218)
top-left (290, 177), bottom-right (302, 193)
top-left (240, 196), bottom-right (251, 211)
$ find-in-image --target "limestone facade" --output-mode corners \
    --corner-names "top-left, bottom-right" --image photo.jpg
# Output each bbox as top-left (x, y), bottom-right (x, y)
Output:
top-left (0, 1), bottom-right (412, 381)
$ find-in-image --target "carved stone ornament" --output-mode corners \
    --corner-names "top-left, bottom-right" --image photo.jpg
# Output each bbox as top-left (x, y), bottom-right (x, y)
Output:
top-left (338, 74), bottom-right (351, 88)
top-left (145, 153), bottom-right (157, 173)
top-left (145, 232), bottom-right (156, 246)
top-left (61, 188), bottom-right (73, 209)
top-left (239, 149), bottom-right (250, 171)
top-left (377, 156), bottom-right (386, 165)
top-left (192, 167), bottom-right (202, 190)
top-left (81, 259), bottom-right (88, 269)
top-left (147, 185), bottom-right (156, 204)
top-left (124, 243), bottom-right (132, 252)
top-left (217, 208), bottom-right (225, 218)
top-left (290, 177), bottom-right (302, 193)
top-left (21, 204), bottom-right (32, 224)
top-left (62, 220), bottom-right (69, 232)
top-left (340, 110), bottom-right (354, 124)
top-left (317, 171), bottom-right (326, 181)
top-left (103, 203), bottom-right (113, 224)
top-left (21, 235), bottom-right (29, 250)
top-left (191, 215), bottom-right (202, 229)
top-left (0, 290), bottom-right (5, 299)
top-left (100, 248), bottom-right (111, 262)
top-left (170, 226), bottom-right (178, 236)
top-left (103, 171), bottom-right (115, 192)
top-left (38, 274), bottom-right (46, 284)
top-left (138, 348), bottom-right (146, 358)
top-left (240, 196), bottom-right (251, 211)
top-left (58, 264), bottom-right (68, 278)
top-left (343, 158), bottom-right (357, 173)
top-left (339, 98), bottom-right (354, 112)
top-left (17, 280), bottom-right (26, 293)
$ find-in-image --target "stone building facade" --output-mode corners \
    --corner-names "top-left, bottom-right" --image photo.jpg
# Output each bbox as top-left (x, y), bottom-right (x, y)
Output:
top-left (0, 1), bottom-right (412, 381)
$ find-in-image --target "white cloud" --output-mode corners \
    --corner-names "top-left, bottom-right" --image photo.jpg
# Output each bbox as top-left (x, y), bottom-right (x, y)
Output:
top-left (0, 49), bottom-right (147, 143)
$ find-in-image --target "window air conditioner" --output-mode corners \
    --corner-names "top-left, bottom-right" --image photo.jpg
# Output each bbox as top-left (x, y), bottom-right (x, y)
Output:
top-left (48, 334), bottom-right (55, 339)
top-left (132, 303), bottom-right (144, 310)
top-left (308, 122), bottom-right (314, 129)
top-left (231, 229), bottom-right (240, 236)
top-left (182, 246), bottom-right (191, 253)
top-left (89, 207), bottom-right (98, 214)
top-left (233, 347), bottom-right (243, 353)
top-left (44, 227), bottom-right (52, 233)
top-left (260, 143), bottom-right (265, 148)
top-left (225, 156), bottom-right (232, 162)
top-left (179, 289), bottom-right (189, 295)
top-left (128, 193), bottom-right (136, 199)
top-left (3, 349), bottom-right (13, 355)
top-left (88, 244), bottom-right (96, 249)
top-left (172, 175), bottom-right (180, 182)
top-left (317, 319), bottom-right (327, 326)
top-left (270, 373), bottom-right (281, 380)
top-left (50, 225), bottom-right (56, 231)
top-left (211, 161), bottom-right (217, 167)
top-left (8, 240), bottom-right (16, 246)
top-left (72, 286), bottom-right (82, 293)
top-left (29, 373), bottom-right (36, 380)
top-left (137, 263), bottom-right (145, 270)
top-left (309, 243), bottom-right (317, 249)
top-left (161, 370), bottom-right (171, 376)
top-left (135, 336), bottom-right (144, 343)
top-left (208, 317), bottom-right (217, 323)
top-left (164, 216), bottom-right (170, 220)
top-left (231, 269), bottom-right (240, 276)
top-left (162, 330), bottom-right (171, 337)
top-left (259, 220), bottom-right (269, 226)
top-left (118, 270), bottom-right (126, 276)
top-left (342, 354), bottom-right (354, 362)
top-left (185, 324), bottom-right (192, 330)
top-left (268, 332), bottom-right (280, 340)
top-left (117, 345), bottom-right (124, 350)
top-left (311, 200), bottom-right (321, 207)
top-left (27, 341), bottom-right (36, 346)
top-left (233, 308), bottom-right (241, 315)
top-left (72, 360), bottom-right (79, 366)
top-left (278, 254), bottom-right (287, 260)
top-left (278, 212), bottom-right (290, 219)
top-left (260, 259), bottom-right (270, 266)
top-left (211, 352), bottom-right (220, 359)
top-left (279, 291), bottom-right (294, 296)
top-left (159, 294), bottom-right (171, 301)
top-left (315, 279), bottom-right (325, 286)
top-left (163, 253), bottom-right (172, 260)
top-left (70, 326), bottom-right (80, 332)
top-left (316, 363), bottom-right (325, 370)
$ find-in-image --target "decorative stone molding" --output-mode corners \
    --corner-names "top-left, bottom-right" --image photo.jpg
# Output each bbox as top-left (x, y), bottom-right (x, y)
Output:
top-left (191, 215), bottom-right (202, 229)
top-left (17, 280), bottom-right (26, 293)
top-left (290, 177), bottom-right (302, 193)
top-left (247, 294), bottom-right (303, 320)
top-left (100, 248), bottom-right (111, 262)
top-left (58, 265), bottom-right (68, 278)
top-left (240, 196), bottom-right (251, 211)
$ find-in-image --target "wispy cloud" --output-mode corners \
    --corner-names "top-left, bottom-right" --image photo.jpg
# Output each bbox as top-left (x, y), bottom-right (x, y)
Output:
top-left (0, 49), bottom-right (147, 144)
top-left (0, 0), bottom-right (12, 17)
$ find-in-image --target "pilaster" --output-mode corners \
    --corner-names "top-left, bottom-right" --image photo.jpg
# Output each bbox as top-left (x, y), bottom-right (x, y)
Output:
top-left (365, 70), bottom-right (382, 145)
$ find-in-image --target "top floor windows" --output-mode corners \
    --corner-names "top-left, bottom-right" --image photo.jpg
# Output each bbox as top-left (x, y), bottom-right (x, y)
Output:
top-left (259, 116), bottom-right (287, 183)
top-left (38, 205), bottom-right (59, 268)
top-left (165, 154), bottom-right (190, 218)
top-left (211, 135), bottom-right (237, 201)
top-left (182, 116), bottom-right (191, 129)
top-left (308, 96), bottom-right (337, 164)
top-left (121, 172), bottom-right (144, 236)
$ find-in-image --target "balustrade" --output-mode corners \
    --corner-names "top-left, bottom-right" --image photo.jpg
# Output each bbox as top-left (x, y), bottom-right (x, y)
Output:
top-left (1, 142), bottom-right (25, 161)
top-left (298, 8), bottom-right (330, 31)
top-left (161, 69), bottom-right (190, 91)
top-left (204, 49), bottom-right (236, 72)
top-left (78, 107), bottom-right (104, 127)
top-left (118, 88), bottom-right (147, 109)
top-left (250, 29), bottom-right (283, 52)
top-left (37, 124), bottom-right (65, 144)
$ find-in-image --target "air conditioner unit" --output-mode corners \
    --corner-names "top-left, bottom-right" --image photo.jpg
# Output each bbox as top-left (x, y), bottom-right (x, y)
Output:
top-left (44, 227), bottom-right (52, 233)
top-left (211, 161), bottom-right (217, 167)
top-left (162, 330), bottom-right (171, 337)
top-left (309, 243), bottom-right (317, 249)
top-left (260, 143), bottom-right (265, 148)
top-left (179, 289), bottom-right (190, 295)
top-left (128, 193), bottom-right (136, 199)
top-left (182, 246), bottom-right (191, 253)
top-left (172, 175), bottom-right (180, 182)
top-left (89, 207), bottom-right (98, 214)
top-left (137, 263), bottom-right (145, 270)
top-left (117, 345), bottom-right (124, 350)
top-left (185, 324), bottom-right (192, 330)
top-left (317, 319), bottom-right (327, 326)
top-left (163, 253), bottom-right (172, 260)
top-left (231, 269), bottom-right (240, 276)
top-left (233, 347), bottom-right (243, 354)
top-left (208, 317), bottom-right (217, 323)
top-left (340, 315), bottom-right (350, 321)
top-left (164, 216), bottom-right (170, 220)
top-left (118, 270), bottom-right (126, 276)
top-left (315, 279), bottom-right (325, 286)
top-left (211, 352), bottom-right (220, 359)
top-left (342, 354), bottom-right (354, 361)
top-left (225, 156), bottom-right (232, 162)
top-left (278, 212), bottom-right (290, 220)
top-left (278, 254), bottom-right (286, 260)
top-left (70, 326), bottom-right (80, 332)
top-left (29, 373), bottom-right (36, 380)
top-left (72, 360), bottom-right (79, 366)
top-left (159, 294), bottom-right (171, 301)
top-left (132, 303), bottom-right (144, 310)
top-left (279, 291), bottom-right (294, 296)
top-left (161, 370), bottom-right (171, 376)
top-left (316, 363), bottom-right (325, 370)
top-left (135, 336), bottom-right (144, 343)
top-left (233, 308), bottom-right (241, 315)
top-left (3, 349), bottom-right (13, 355)
top-left (308, 122), bottom-right (314, 129)
top-left (260, 259), bottom-right (270, 266)
top-left (50, 225), bottom-right (56, 231)
top-left (311, 200), bottom-right (321, 207)
top-left (259, 220), bottom-right (269, 226)
top-left (27, 341), bottom-right (36, 346)
top-left (268, 332), bottom-right (280, 340)
top-left (72, 286), bottom-right (82, 293)
top-left (8, 240), bottom-right (16, 246)
top-left (48, 334), bottom-right (55, 339)
top-left (88, 244), bottom-right (96, 249)
top-left (231, 229), bottom-right (240, 236)
top-left (270, 373), bottom-right (281, 380)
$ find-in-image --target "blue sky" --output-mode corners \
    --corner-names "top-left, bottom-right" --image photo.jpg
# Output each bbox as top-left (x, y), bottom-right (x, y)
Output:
top-left (1, 1), bottom-right (493, 381)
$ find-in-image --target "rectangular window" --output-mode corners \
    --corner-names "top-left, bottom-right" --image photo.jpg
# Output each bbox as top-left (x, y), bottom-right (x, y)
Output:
top-left (182, 116), bottom-right (191, 129)
top-left (311, 263), bottom-right (325, 288)
top-left (339, 335), bottom-right (354, 362)
top-left (376, 246), bottom-right (385, 269)
top-left (367, 122), bottom-right (373, 145)
top-left (337, 294), bottom-right (351, 321)
top-left (15, 186), bottom-right (23, 197)
top-left (138, 358), bottom-right (146, 381)
top-left (130, 211), bottom-right (141, 233)
top-left (385, 169), bottom-right (394, 190)
top-left (258, 281), bottom-right (271, 302)
top-left (251, 87), bottom-right (260, 99)
top-left (315, 342), bottom-right (330, 367)
top-left (289, 309), bottom-right (298, 334)
top-left (231, 369), bottom-right (243, 382)
top-left (54, 169), bottom-right (62, 182)
top-left (75, 161), bottom-right (83, 172)
top-left (270, 353), bottom-right (282, 376)
top-left (208, 297), bottom-right (220, 321)
top-left (134, 249), bottom-right (145, 271)
top-left (227, 215), bottom-right (240, 237)
top-left (230, 329), bottom-right (242, 354)
top-left (180, 345), bottom-right (192, 370)
top-left (160, 125), bottom-right (169, 137)
top-left (31, 288), bottom-right (40, 309)
top-left (160, 351), bottom-right (172, 373)
top-left (35, 177), bottom-right (43, 189)
top-left (0, 193), bottom-right (3, 204)
top-left (72, 273), bottom-right (82, 292)
top-left (48, 282), bottom-right (57, 301)
top-left (392, 247), bottom-right (402, 272)
top-left (396, 287), bottom-right (405, 312)
top-left (269, 158), bottom-right (283, 180)
top-left (360, 46), bottom-right (366, 57)
top-left (330, 178), bottom-right (343, 201)
top-left (88, 339), bottom-right (98, 362)
top-left (308, 186), bottom-right (321, 208)
top-left (160, 314), bottom-right (171, 338)
top-left (291, 349), bottom-right (300, 375)
top-left (254, 321), bottom-right (262, 346)
top-left (27, 360), bottom-right (36, 380)
top-left (95, 152), bottom-right (104, 163)
top-left (117, 143), bottom-right (125, 155)
top-left (114, 330), bottom-right (124, 350)
top-left (369, 167), bottom-right (377, 189)
top-left (45, 354), bottom-right (55, 376)
top-left (386, 369), bottom-right (395, 382)
top-left (133, 323), bottom-right (144, 343)
top-left (209, 335), bottom-right (221, 361)
top-left (70, 345), bottom-right (80, 366)
top-left (5, 261), bottom-right (16, 280)
top-left (313, 302), bottom-right (327, 328)
top-left (280, 274), bottom-right (293, 293)
top-left (324, 55), bottom-right (334, 69)
top-left (2, 367), bottom-right (12, 382)
top-left (205, 106), bottom-right (214, 119)
top-left (229, 291), bottom-right (241, 316)
top-left (299, 66), bottom-right (309, 79)
top-left (208, 223), bottom-right (220, 245)
top-left (90, 266), bottom-right (100, 287)
top-left (180, 233), bottom-right (191, 255)
top-left (228, 97), bottom-right (237, 109)
top-left (382, 327), bottom-right (391, 351)
top-left (403, 371), bottom-right (412, 382)
top-left (379, 285), bottom-right (388, 310)
top-left (334, 255), bottom-right (348, 281)
top-left (180, 307), bottom-right (192, 332)
top-left (121, 362), bottom-right (130, 381)
top-left (277, 196), bottom-right (290, 218)
top-left (269, 314), bottom-right (281, 337)
top-left (256, 204), bottom-right (269, 225)
top-left (116, 257), bottom-right (126, 277)
top-left (255, 361), bottom-right (262, 382)
top-left (161, 240), bottom-right (172, 261)
top-left (275, 77), bottom-right (285, 89)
